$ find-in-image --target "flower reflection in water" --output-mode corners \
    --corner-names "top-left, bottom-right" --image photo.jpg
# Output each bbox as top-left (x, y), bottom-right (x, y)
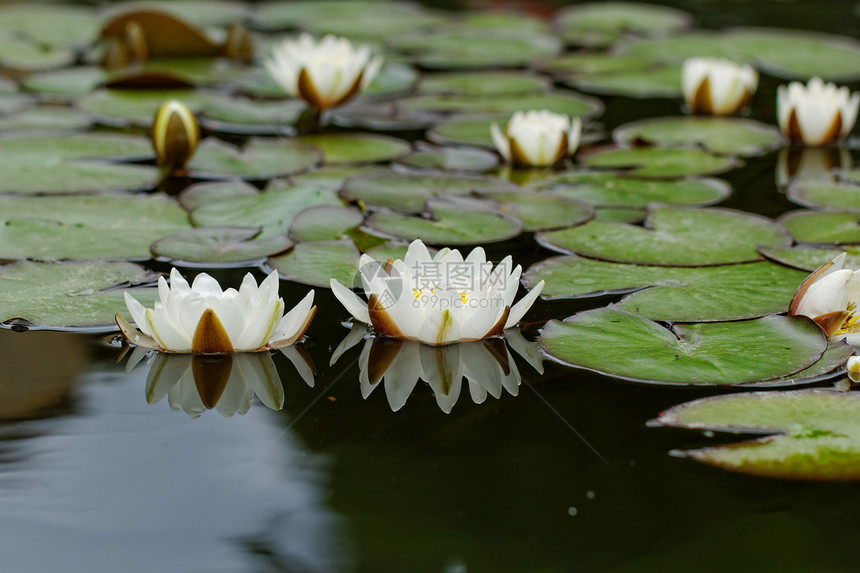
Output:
top-left (775, 146), bottom-right (851, 187)
top-left (331, 326), bottom-right (544, 413)
top-left (125, 346), bottom-right (315, 418)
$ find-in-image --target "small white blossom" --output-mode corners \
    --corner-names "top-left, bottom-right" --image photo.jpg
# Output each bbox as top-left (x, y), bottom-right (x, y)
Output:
top-left (777, 77), bottom-right (860, 145)
top-left (491, 110), bottom-right (581, 167)
top-left (682, 57), bottom-right (758, 115)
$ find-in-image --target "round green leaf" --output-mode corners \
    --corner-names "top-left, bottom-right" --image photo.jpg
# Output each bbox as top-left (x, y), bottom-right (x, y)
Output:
top-left (429, 118), bottom-right (501, 148)
top-left (542, 172), bottom-right (730, 208)
top-left (580, 146), bottom-right (738, 178)
top-left (614, 116), bottom-right (783, 156)
top-left (20, 67), bottom-right (107, 97)
top-left (524, 255), bottom-right (806, 322)
top-left (294, 133), bottom-right (410, 165)
top-left (103, 1), bottom-right (250, 27)
top-left (151, 227), bottom-right (294, 266)
top-left (190, 184), bottom-right (342, 237)
top-left (289, 206), bottom-right (364, 242)
top-left (650, 388), bottom-right (860, 479)
top-left (398, 91), bottom-right (602, 120)
top-left (759, 245), bottom-right (860, 272)
top-left (0, 260), bottom-right (156, 330)
top-left (554, 2), bottom-right (692, 47)
top-left (594, 207), bottom-right (645, 223)
top-left (0, 194), bottom-right (192, 260)
top-left (475, 190), bottom-right (594, 232)
top-left (0, 108), bottom-right (91, 132)
top-left (779, 211), bottom-right (860, 244)
top-left (0, 4), bottom-right (98, 49)
top-left (418, 72), bottom-right (548, 97)
top-left (537, 206), bottom-right (790, 266)
top-left (539, 307), bottom-right (826, 385)
top-left (535, 52), bottom-right (658, 75)
top-left (200, 97), bottom-right (306, 132)
top-left (255, 1), bottom-right (439, 38)
top-left (365, 200), bottom-right (522, 245)
top-left (79, 88), bottom-right (214, 127)
top-left (188, 138), bottom-right (322, 179)
top-left (560, 64), bottom-right (683, 98)
top-left (397, 147), bottom-right (499, 172)
top-left (391, 31), bottom-right (561, 69)
top-left (787, 181), bottom-right (860, 212)
top-left (178, 180), bottom-right (260, 211)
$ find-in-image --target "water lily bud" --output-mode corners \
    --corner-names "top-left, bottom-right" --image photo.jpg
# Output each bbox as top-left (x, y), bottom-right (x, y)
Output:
top-left (222, 22), bottom-right (254, 62)
top-left (490, 110), bottom-right (581, 167)
top-left (151, 100), bottom-right (200, 170)
top-left (848, 356), bottom-right (860, 383)
top-left (264, 33), bottom-right (383, 110)
top-left (777, 77), bottom-right (860, 146)
top-left (682, 57), bottom-right (758, 115)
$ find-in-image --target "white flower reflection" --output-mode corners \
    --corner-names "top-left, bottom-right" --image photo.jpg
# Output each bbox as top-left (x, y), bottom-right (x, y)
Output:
top-left (125, 346), bottom-right (315, 419)
top-left (775, 146), bottom-right (851, 187)
top-left (331, 325), bottom-right (543, 413)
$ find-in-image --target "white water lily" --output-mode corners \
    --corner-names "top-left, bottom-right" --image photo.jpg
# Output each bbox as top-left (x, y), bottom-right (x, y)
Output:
top-left (116, 269), bottom-right (316, 354)
top-left (265, 33), bottom-right (383, 110)
top-left (777, 77), bottom-right (860, 146)
top-left (490, 110), bottom-right (581, 167)
top-left (329, 240), bottom-right (544, 346)
top-left (789, 253), bottom-right (860, 344)
top-left (682, 57), bottom-right (758, 115)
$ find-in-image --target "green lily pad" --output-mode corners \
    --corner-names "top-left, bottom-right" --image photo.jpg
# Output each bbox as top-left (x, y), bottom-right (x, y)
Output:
top-left (0, 4), bottom-right (98, 49)
top-left (580, 146), bottom-right (739, 178)
top-left (0, 260), bottom-right (156, 330)
top-left (199, 97), bottom-right (306, 132)
top-left (20, 67), bottom-right (108, 97)
top-left (390, 30), bottom-right (561, 69)
top-left (79, 88), bottom-right (214, 127)
top-left (0, 194), bottom-right (191, 260)
top-left (650, 388), bottom-right (860, 479)
top-left (289, 206), bottom-right (364, 242)
top-left (429, 118), bottom-right (501, 148)
top-left (364, 61), bottom-right (420, 97)
top-left (397, 146), bottom-right (499, 172)
top-left (524, 255), bottom-right (806, 322)
top-left (190, 184), bottom-right (342, 237)
top-left (150, 227), bottom-right (294, 266)
top-left (365, 199), bottom-right (522, 246)
top-left (537, 206), bottom-right (790, 266)
top-left (178, 180), bottom-right (260, 211)
top-left (290, 166), bottom-right (390, 190)
top-left (542, 172), bottom-right (730, 208)
top-left (340, 172), bottom-right (513, 213)
top-left (418, 72), bottom-right (548, 97)
top-left (561, 64), bottom-right (683, 99)
top-left (759, 245), bottom-right (860, 272)
top-left (616, 31), bottom-right (743, 64)
top-left (535, 52), bottom-right (658, 75)
top-left (767, 343), bottom-right (855, 385)
top-left (786, 181), bottom-right (860, 212)
top-left (475, 191), bottom-right (594, 232)
top-left (614, 116), bottom-right (782, 156)
top-left (329, 102), bottom-right (433, 132)
top-left (779, 211), bottom-right (860, 244)
top-left (554, 2), bottom-right (692, 47)
top-left (102, 1), bottom-right (251, 27)
top-left (399, 91), bottom-right (602, 120)
top-left (294, 133), bottom-right (410, 165)
top-left (539, 307), bottom-right (826, 385)
top-left (188, 138), bottom-right (322, 179)
top-left (0, 108), bottom-right (91, 132)
top-left (594, 208), bottom-right (646, 223)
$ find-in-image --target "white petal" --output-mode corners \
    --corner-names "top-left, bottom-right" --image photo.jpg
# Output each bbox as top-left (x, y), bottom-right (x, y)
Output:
top-left (269, 291), bottom-right (315, 347)
top-left (490, 122), bottom-right (511, 160)
top-left (505, 280), bottom-right (544, 329)
top-left (330, 278), bottom-right (371, 324)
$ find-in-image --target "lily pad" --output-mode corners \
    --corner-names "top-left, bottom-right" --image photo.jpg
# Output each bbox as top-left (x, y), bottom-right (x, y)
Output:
top-left (561, 64), bottom-right (683, 99)
top-left (0, 260), bottom-right (156, 330)
top-left (537, 206), bottom-right (790, 266)
top-left (418, 72), bottom-right (548, 97)
top-left (289, 206), bottom-right (364, 242)
top-left (535, 52), bottom-right (658, 75)
top-left (0, 4), bottom-right (99, 49)
top-left (650, 389), bottom-right (860, 479)
top-left (539, 307), bottom-right (826, 385)
top-left (178, 180), bottom-right (260, 211)
top-left (524, 256), bottom-right (806, 322)
top-left (290, 166), bottom-right (390, 191)
top-left (475, 191), bottom-right (594, 232)
top-left (78, 88), bottom-right (214, 127)
top-left (542, 172), bottom-right (730, 208)
top-left (397, 147), bottom-right (499, 172)
top-left (365, 200), bottom-right (522, 246)
top-left (398, 91), bottom-right (602, 120)
top-left (614, 117), bottom-right (783, 156)
top-left (390, 30), bottom-right (561, 69)
top-left (594, 208), bottom-right (646, 224)
top-left (759, 245), bottom-right (860, 272)
top-left (294, 133), bottom-right (411, 165)
top-left (200, 97), bottom-right (307, 132)
top-left (102, 1), bottom-right (251, 28)
top-left (429, 118), bottom-right (501, 148)
top-left (0, 108), bottom-right (91, 132)
top-left (188, 138), bottom-right (322, 179)
top-left (580, 146), bottom-right (738, 178)
top-left (786, 181), bottom-right (860, 212)
top-left (779, 211), bottom-right (860, 244)
top-left (20, 67), bottom-right (108, 97)
top-left (554, 2), bottom-right (692, 47)
top-left (150, 227), bottom-right (294, 266)
top-left (190, 184), bottom-right (342, 237)
top-left (0, 194), bottom-right (192, 260)
top-left (340, 172), bottom-right (513, 213)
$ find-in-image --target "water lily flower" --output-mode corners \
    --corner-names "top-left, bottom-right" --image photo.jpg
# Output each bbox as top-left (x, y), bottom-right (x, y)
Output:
top-left (116, 269), bottom-right (316, 354)
top-left (265, 33), bottom-right (383, 110)
top-left (490, 110), bottom-right (581, 167)
top-left (789, 253), bottom-right (860, 343)
top-left (151, 100), bottom-right (199, 170)
top-left (682, 57), bottom-right (758, 115)
top-left (777, 77), bottom-right (860, 146)
top-left (329, 240), bottom-right (544, 346)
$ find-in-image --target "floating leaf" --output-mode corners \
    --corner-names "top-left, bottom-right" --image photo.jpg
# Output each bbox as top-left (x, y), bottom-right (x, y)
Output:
top-left (79, 88), bottom-right (213, 127)
top-left (786, 181), bottom-right (860, 212)
top-left (554, 2), bottom-right (692, 47)
top-left (199, 96), bottom-right (306, 133)
top-left (289, 206), bottom-right (364, 242)
top-left (20, 67), bottom-right (107, 97)
top-left (178, 180), bottom-right (259, 211)
top-left (268, 240), bottom-right (409, 288)
top-left (365, 200), bottom-right (522, 245)
top-left (614, 116), bottom-right (783, 156)
top-left (429, 118), bottom-right (502, 148)
top-left (759, 245), bottom-right (860, 272)
top-left (295, 133), bottom-right (411, 165)
top-left (0, 260), bottom-right (156, 329)
top-left (535, 52), bottom-right (657, 75)
top-left (539, 307), bottom-right (826, 385)
top-left (475, 191), bottom-right (594, 232)
top-left (399, 91), bottom-right (602, 120)
top-left (0, 108), bottom-right (91, 132)
top-left (779, 211), bottom-right (860, 244)
top-left (524, 255), bottom-right (806, 321)
top-left (390, 30), bottom-right (561, 69)
top-left (0, 194), bottom-right (192, 260)
top-left (0, 4), bottom-right (99, 49)
top-left (190, 184), bottom-right (342, 237)
top-left (537, 206), bottom-right (789, 266)
top-left (418, 72), bottom-right (548, 96)
top-left (150, 227), bottom-right (294, 266)
top-left (188, 138), bottom-right (322, 179)
top-left (580, 146), bottom-right (738, 177)
top-left (397, 147), bottom-right (499, 172)
top-left (561, 64), bottom-right (683, 99)
top-left (650, 389), bottom-right (860, 479)
top-left (103, 1), bottom-right (251, 28)
top-left (542, 172), bottom-right (730, 208)
top-left (594, 208), bottom-right (645, 223)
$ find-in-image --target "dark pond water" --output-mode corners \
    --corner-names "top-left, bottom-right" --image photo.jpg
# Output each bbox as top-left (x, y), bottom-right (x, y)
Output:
top-left (3, 0), bottom-right (860, 572)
